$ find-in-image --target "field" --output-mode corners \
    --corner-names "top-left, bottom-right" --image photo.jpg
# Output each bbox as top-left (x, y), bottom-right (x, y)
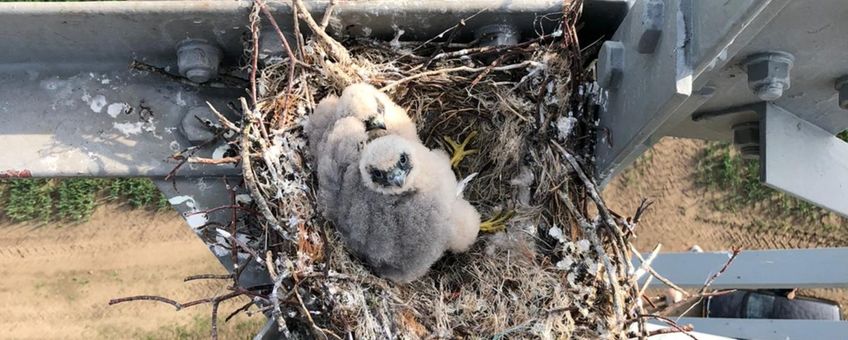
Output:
top-left (0, 138), bottom-right (845, 338)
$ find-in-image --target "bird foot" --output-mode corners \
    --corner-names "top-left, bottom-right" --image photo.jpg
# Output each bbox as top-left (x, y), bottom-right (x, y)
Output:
top-left (443, 131), bottom-right (478, 169)
top-left (479, 210), bottom-right (515, 233)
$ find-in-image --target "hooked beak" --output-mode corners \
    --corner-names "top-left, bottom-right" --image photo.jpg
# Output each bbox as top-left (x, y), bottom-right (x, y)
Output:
top-left (364, 115), bottom-right (386, 132)
top-left (387, 168), bottom-right (406, 187)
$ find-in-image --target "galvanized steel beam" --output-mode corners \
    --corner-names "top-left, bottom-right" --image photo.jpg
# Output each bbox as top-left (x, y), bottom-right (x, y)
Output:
top-left (639, 248), bottom-right (848, 289)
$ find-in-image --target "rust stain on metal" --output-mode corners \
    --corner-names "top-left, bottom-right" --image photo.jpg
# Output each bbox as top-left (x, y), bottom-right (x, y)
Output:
top-left (0, 169), bottom-right (33, 178)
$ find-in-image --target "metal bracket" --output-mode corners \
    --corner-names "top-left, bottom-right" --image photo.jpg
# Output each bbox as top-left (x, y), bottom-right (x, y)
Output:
top-left (762, 103), bottom-right (848, 218)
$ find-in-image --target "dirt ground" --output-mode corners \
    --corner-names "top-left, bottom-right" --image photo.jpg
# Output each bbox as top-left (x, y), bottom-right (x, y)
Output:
top-left (0, 205), bottom-right (263, 340)
top-left (1, 137), bottom-right (845, 339)
top-left (603, 137), bottom-right (848, 252)
top-left (603, 137), bottom-right (848, 313)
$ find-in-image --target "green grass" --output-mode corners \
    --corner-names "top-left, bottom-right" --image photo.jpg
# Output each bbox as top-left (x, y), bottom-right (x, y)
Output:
top-left (129, 313), bottom-right (265, 340)
top-left (0, 178), bottom-right (168, 223)
top-left (696, 143), bottom-right (838, 227)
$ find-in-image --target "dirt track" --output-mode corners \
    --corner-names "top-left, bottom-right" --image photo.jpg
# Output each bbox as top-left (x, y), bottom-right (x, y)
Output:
top-left (0, 206), bottom-right (259, 339)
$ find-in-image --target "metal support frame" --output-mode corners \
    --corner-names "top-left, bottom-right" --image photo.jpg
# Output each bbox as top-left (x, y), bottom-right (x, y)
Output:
top-left (596, 0), bottom-right (848, 183)
top-left (639, 247), bottom-right (848, 290)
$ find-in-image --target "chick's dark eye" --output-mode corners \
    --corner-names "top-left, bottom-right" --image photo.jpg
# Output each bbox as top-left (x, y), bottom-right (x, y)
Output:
top-left (371, 170), bottom-right (383, 179)
top-left (399, 154), bottom-right (408, 165)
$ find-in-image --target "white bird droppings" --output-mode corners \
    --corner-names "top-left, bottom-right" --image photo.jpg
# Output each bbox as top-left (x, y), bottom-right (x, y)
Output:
top-left (89, 95), bottom-right (107, 113)
top-left (106, 103), bottom-right (128, 118)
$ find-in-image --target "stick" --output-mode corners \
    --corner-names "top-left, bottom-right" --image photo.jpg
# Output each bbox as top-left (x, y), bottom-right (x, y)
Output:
top-left (319, 0), bottom-right (337, 30)
top-left (631, 244), bottom-right (690, 298)
top-left (380, 61), bottom-right (538, 91)
top-left (699, 249), bottom-right (742, 295)
top-left (240, 122), bottom-right (281, 227)
top-left (559, 191), bottom-right (625, 327)
top-left (184, 274), bottom-right (234, 282)
top-left (292, 0), bottom-right (352, 65)
top-left (187, 156), bottom-right (241, 165)
top-left (109, 295), bottom-right (183, 310)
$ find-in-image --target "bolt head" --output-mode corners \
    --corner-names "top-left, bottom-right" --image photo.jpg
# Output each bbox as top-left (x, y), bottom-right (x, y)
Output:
top-left (743, 51), bottom-right (794, 101)
top-left (835, 76), bottom-right (848, 110)
top-left (180, 107), bottom-right (217, 145)
top-left (177, 39), bottom-right (222, 83)
top-left (597, 41), bottom-right (624, 89)
top-left (637, 0), bottom-right (664, 54)
top-left (732, 122), bottom-right (761, 160)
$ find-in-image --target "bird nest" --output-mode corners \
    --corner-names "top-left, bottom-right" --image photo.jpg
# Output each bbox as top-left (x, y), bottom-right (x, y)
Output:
top-left (208, 1), bottom-right (657, 338)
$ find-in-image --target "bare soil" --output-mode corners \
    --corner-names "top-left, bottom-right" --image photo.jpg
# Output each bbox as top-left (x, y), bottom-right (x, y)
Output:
top-left (603, 137), bottom-right (848, 315)
top-left (0, 205), bottom-right (261, 340)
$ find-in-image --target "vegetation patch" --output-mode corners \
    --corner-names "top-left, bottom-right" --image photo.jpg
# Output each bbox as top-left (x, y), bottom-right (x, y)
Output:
top-left (0, 178), bottom-right (168, 223)
top-left (696, 142), bottom-right (845, 229)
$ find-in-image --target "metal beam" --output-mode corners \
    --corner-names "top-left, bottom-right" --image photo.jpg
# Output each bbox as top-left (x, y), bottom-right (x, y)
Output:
top-left (676, 318), bottom-right (848, 340)
top-left (639, 248), bottom-right (848, 289)
top-left (762, 103), bottom-right (848, 218)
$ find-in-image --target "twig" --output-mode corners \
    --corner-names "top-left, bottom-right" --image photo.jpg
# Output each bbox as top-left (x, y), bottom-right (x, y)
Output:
top-left (211, 301), bottom-right (220, 340)
top-left (249, 3), bottom-right (261, 105)
top-left (380, 61), bottom-right (538, 91)
top-left (636, 315), bottom-right (697, 340)
top-left (292, 0), bottom-right (352, 66)
top-left (559, 190), bottom-right (625, 328)
top-left (240, 122), bottom-right (281, 227)
top-left (187, 156), bottom-right (241, 165)
top-left (206, 102), bottom-right (242, 134)
top-left (319, 0), bottom-right (337, 30)
top-left (699, 249), bottom-right (742, 295)
top-left (426, 33), bottom-right (557, 63)
top-left (639, 324), bottom-right (695, 339)
top-left (631, 244), bottom-right (690, 298)
top-left (109, 295), bottom-right (183, 310)
top-left (185, 274), bottom-right (234, 282)
top-left (225, 300), bottom-right (255, 322)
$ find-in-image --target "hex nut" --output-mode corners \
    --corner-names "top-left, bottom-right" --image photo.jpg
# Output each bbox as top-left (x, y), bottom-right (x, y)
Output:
top-left (597, 41), bottom-right (624, 89)
top-left (637, 0), bottom-right (664, 54)
top-left (177, 39), bottom-right (222, 83)
top-left (180, 106), bottom-right (217, 145)
top-left (475, 24), bottom-right (520, 47)
top-left (835, 76), bottom-right (848, 110)
top-left (732, 121), bottom-right (761, 160)
top-left (743, 51), bottom-right (794, 101)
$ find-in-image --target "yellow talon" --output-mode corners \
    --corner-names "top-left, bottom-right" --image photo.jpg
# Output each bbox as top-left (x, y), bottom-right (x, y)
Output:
top-left (443, 131), bottom-right (478, 169)
top-left (479, 210), bottom-right (515, 233)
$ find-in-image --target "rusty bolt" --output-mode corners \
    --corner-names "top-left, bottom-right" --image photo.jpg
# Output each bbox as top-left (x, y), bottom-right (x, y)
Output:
top-left (177, 39), bottom-right (222, 83)
top-left (732, 121), bottom-right (761, 160)
top-left (835, 76), bottom-right (848, 110)
top-left (743, 51), bottom-right (794, 101)
top-left (637, 0), bottom-right (664, 54)
top-left (597, 41), bottom-right (624, 89)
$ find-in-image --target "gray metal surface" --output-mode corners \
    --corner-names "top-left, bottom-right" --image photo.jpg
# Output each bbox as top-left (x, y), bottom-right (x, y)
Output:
top-left (762, 104), bottom-right (848, 218)
top-left (0, 67), bottom-right (242, 177)
top-left (0, 0), bottom-right (589, 178)
top-left (596, 0), bottom-right (848, 222)
top-left (675, 318), bottom-right (848, 340)
top-left (594, 0), bottom-right (693, 181)
top-left (639, 248), bottom-right (848, 289)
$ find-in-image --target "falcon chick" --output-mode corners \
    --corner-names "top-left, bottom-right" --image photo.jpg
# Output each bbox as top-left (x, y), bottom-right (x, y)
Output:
top-left (307, 85), bottom-right (481, 283)
top-left (336, 135), bottom-right (481, 282)
top-left (304, 83), bottom-right (418, 158)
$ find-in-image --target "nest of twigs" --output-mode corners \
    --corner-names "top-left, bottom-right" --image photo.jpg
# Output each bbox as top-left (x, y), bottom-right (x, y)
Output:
top-left (205, 1), bottom-right (664, 338)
